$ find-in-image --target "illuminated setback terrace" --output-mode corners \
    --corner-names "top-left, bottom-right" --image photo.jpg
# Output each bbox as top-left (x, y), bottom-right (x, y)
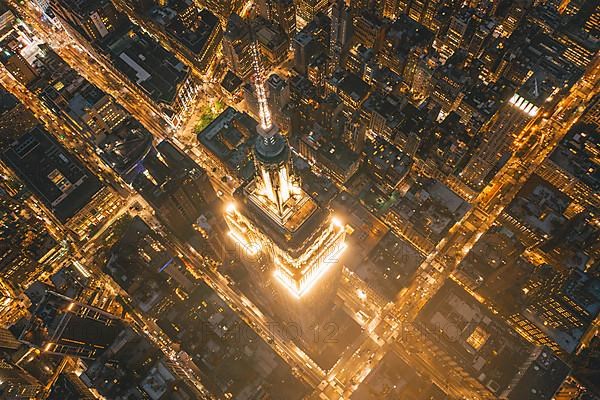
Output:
top-left (225, 195), bottom-right (347, 298)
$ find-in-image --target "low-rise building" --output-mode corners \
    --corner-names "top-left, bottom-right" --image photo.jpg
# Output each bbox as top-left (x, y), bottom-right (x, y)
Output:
top-left (298, 125), bottom-right (360, 185)
top-left (2, 126), bottom-right (121, 241)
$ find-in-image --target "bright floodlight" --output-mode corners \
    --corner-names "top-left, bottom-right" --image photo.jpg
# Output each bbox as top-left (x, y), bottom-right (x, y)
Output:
top-left (226, 202), bottom-right (236, 214)
top-left (332, 216), bottom-right (343, 228)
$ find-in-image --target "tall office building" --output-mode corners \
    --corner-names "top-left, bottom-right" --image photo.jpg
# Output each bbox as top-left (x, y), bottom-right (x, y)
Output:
top-left (352, 11), bottom-right (387, 52)
top-left (222, 14), bottom-right (254, 79)
top-left (309, 52), bottom-right (330, 93)
top-left (48, 373), bottom-right (96, 400)
top-left (406, 0), bottom-right (442, 31)
top-left (510, 266), bottom-right (600, 354)
top-left (254, 18), bottom-right (289, 67)
top-left (2, 126), bottom-right (121, 242)
top-left (128, 0), bottom-right (154, 13)
top-left (198, 0), bottom-right (244, 22)
top-left (461, 74), bottom-right (557, 189)
top-left (465, 22), bottom-right (493, 66)
top-left (440, 11), bottom-right (473, 61)
top-left (158, 5), bottom-right (223, 76)
top-left (225, 37), bottom-right (349, 329)
top-left (0, 4), bottom-right (15, 34)
top-left (0, 328), bottom-right (20, 350)
top-left (583, 7), bottom-right (599, 36)
top-left (580, 93), bottom-right (600, 126)
top-left (378, 14), bottom-right (433, 79)
top-left (0, 360), bottom-right (42, 399)
top-left (0, 49), bottom-right (37, 86)
top-left (329, 0), bottom-right (351, 73)
top-left (266, 73), bottom-right (291, 126)
top-left (421, 0), bottom-right (441, 30)
top-left (51, 0), bottom-right (122, 42)
top-left (34, 48), bottom-right (129, 136)
top-left (495, 4), bottom-right (525, 38)
top-left (295, 0), bottom-right (329, 31)
top-left (257, 0), bottom-right (297, 38)
top-left (0, 194), bottom-right (58, 291)
top-left (53, 0), bottom-right (200, 129)
top-left (267, 73), bottom-right (290, 110)
top-left (379, 0), bottom-right (399, 20)
top-left (408, 0), bottom-right (427, 24)
top-left (133, 140), bottom-right (218, 237)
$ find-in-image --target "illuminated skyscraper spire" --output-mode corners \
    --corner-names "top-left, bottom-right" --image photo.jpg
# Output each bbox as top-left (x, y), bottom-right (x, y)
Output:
top-left (224, 21), bottom-right (349, 308)
top-left (249, 28), bottom-right (300, 215)
top-left (251, 41), bottom-right (273, 131)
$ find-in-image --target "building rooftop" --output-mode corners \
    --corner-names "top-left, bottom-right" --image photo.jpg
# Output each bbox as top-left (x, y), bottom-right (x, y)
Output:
top-left (511, 23), bottom-right (583, 85)
top-left (0, 84), bottom-right (37, 145)
top-left (0, 194), bottom-right (57, 289)
top-left (132, 139), bottom-right (209, 214)
top-left (53, 0), bottom-right (113, 16)
top-left (2, 126), bottom-right (103, 222)
top-left (98, 118), bottom-right (153, 179)
top-left (418, 112), bottom-right (472, 174)
top-left (19, 290), bottom-right (124, 359)
top-left (221, 70), bottom-right (243, 94)
top-left (352, 352), bottom-right (447, 400)
top-left (500, 347), bottom-right (570, 400)
top-left (462, 79), bottom-right (513, 122)
top-left (300, 126), bottom-right (359, 182)
top-left (104, 216), bottom-right (186, 311)
top-left (363, 92), bottom-right (407, 127)
top-left (385, 14), bottom-right (433, 54)
top-left (329, 71), bottom-right (370, 104)
top-left (549, 122), bottom-right (599, 191)
top-left (0, 85), bottom-right (18, 114)
top-left (48, 373), bottom-right (96, 400)
top-left (151, 5), bottom-right (220, 54)
top-left (418, 281), bottom-right (544, 397)
top-left (455, 224), bottom-right (528, 308)
top-left (101, 23), bottom-right (189, 105)
top-left (364, 136), bottom-right (412, 187)
top-left (522, 266), bottom-right (600, 353)
top-left (507, 175), bottom-right (570, 237)
top-left (0, 360), bottom-right (42, 399)
top-left (255, 19), bottom-right (288, 51)
top-left (356, 232), bottom-right (423, 301)
top-left (236, 180), bottom-right (330, 258)
top-left (197, 106), bottom-right (258, 180)
top-left (82, 328), bottom-right (205, 399)
top-left (390, 176), bottom-right (470, 242)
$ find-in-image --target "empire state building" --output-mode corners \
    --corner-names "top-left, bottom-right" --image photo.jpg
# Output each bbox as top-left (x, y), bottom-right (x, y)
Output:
top-left (224, 37), bottom-right (348, 319)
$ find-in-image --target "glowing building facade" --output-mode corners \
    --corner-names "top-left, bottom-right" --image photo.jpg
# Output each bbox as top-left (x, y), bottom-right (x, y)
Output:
top-left (225, 34), bottom-right (348, 307)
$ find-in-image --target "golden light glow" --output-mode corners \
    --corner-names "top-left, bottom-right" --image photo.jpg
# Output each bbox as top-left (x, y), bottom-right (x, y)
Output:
top-left (72, 261), bottom-right (91, 278)
top-left (228, 230), bottom-right (260, 256)
top-left (278, 166), bottom-right (291, 204)
top-left (274, 242), bottom-right (348, 299)
top-left (357, 289), bottom-right (367, 300)
top-left (261, 168), bottom-right (277, 204)
top-left (226, 201), bottom-right (349, 300)
top-left (225, 202), bottom-right (236, 214)
top-left (251, 41), bottom-right (272, 130)
top-left (225, 41), bottom-right (351, 304)
top-left (332, 216), bottom-right (343, 228)
top-left (509, 93), bottom-right (539, 117)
